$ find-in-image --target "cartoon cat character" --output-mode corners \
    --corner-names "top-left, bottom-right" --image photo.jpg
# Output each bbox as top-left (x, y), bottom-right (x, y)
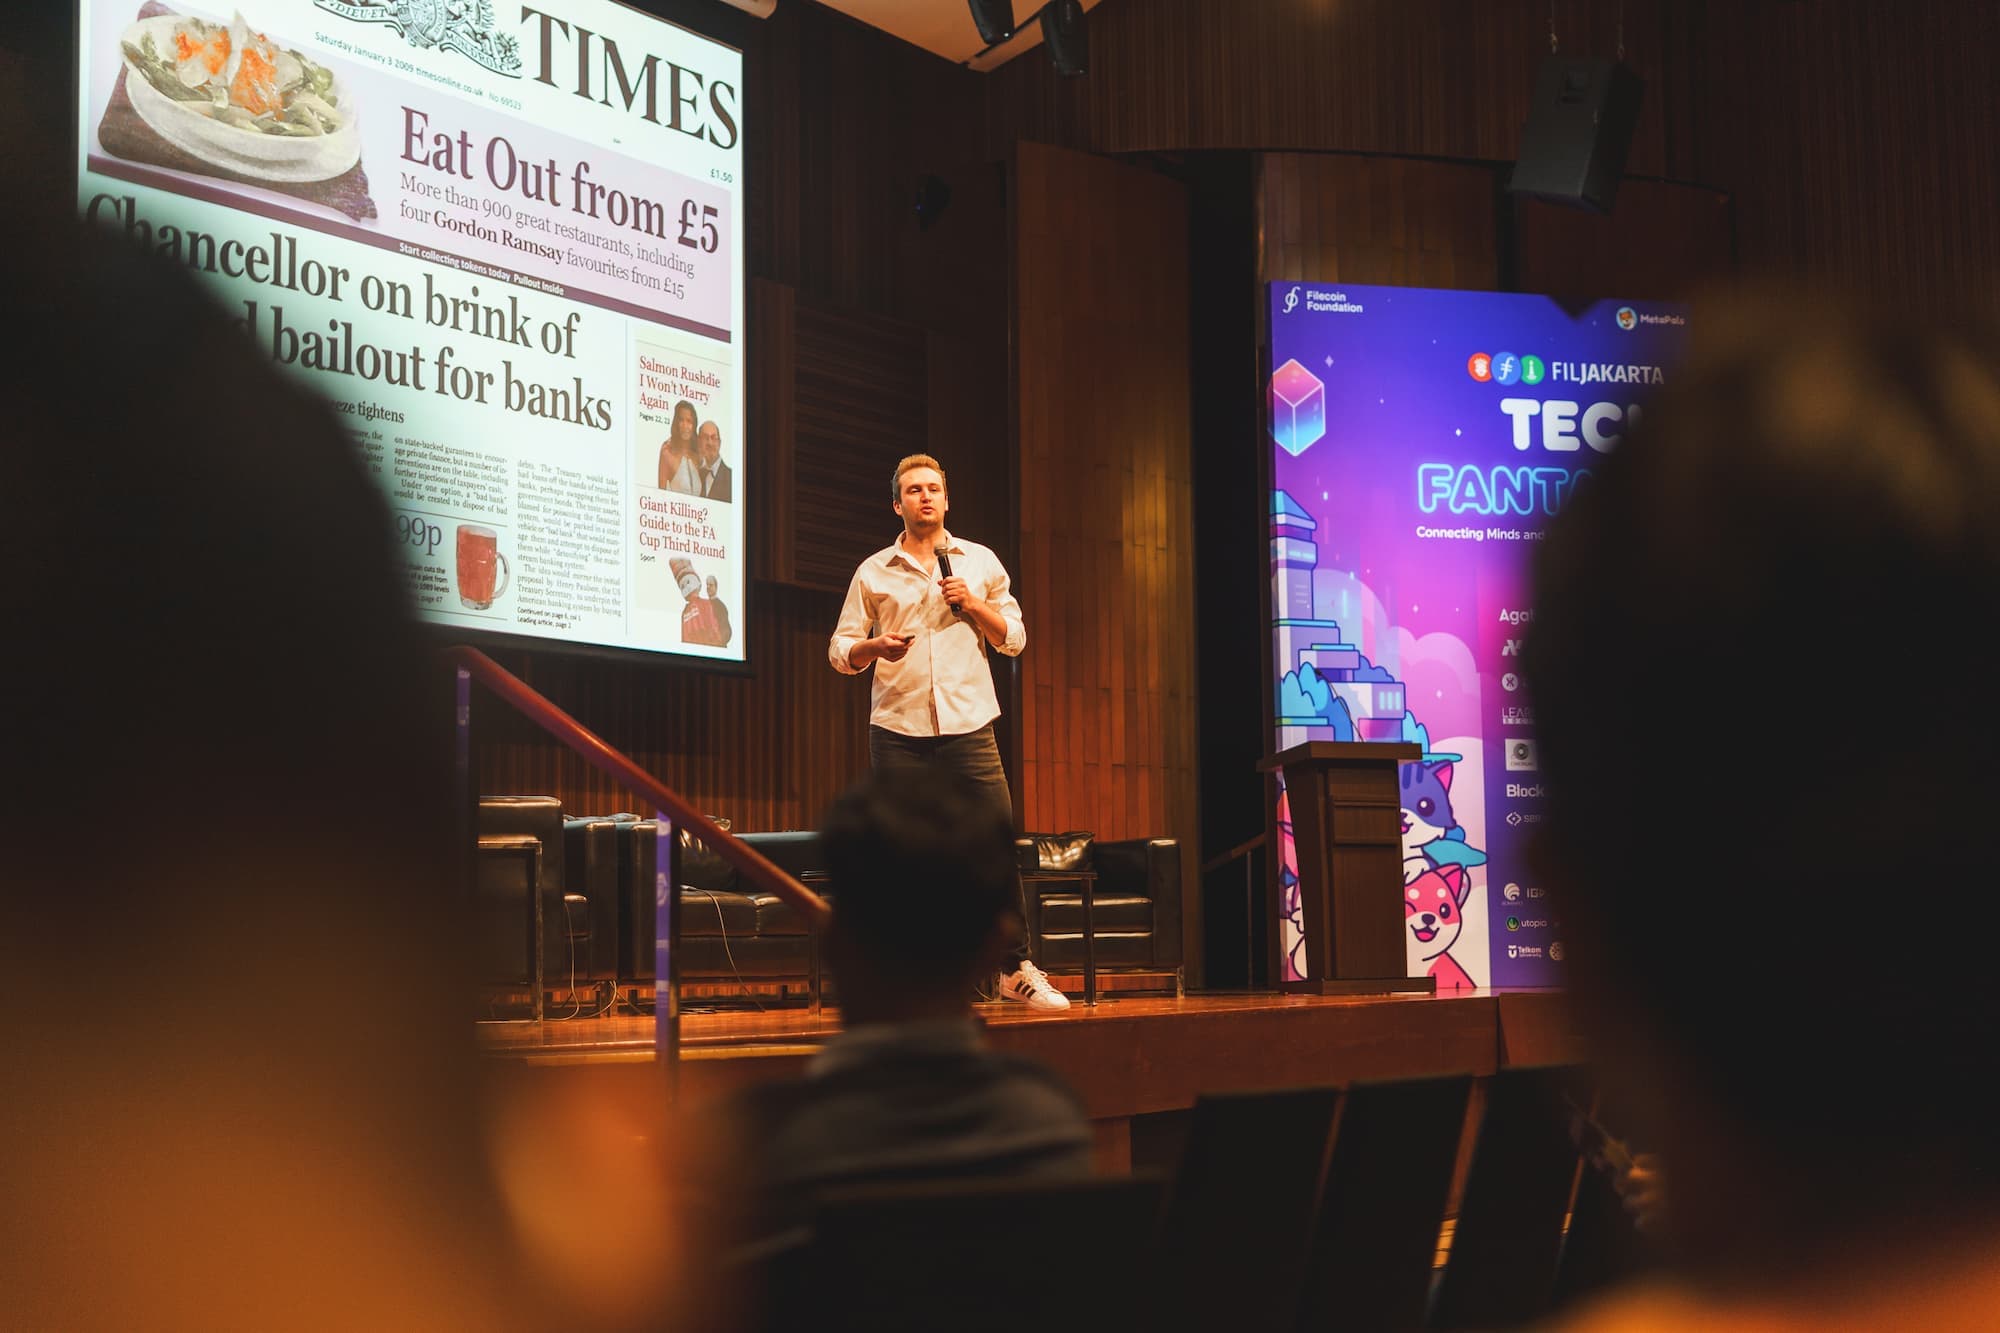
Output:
top-left (1405, 863), bottom-right (1476, 990)
top-left (1400, 758), bottom-right (1488, 884)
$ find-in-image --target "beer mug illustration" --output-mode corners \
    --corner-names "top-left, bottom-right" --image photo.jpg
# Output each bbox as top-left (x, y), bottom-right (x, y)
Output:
top-left (455, 524), bottom-right (510, 609)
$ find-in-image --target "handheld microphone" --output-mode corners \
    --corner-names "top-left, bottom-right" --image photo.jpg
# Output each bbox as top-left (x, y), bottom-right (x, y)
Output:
top-left (936, 550), bottom-right (965, 616)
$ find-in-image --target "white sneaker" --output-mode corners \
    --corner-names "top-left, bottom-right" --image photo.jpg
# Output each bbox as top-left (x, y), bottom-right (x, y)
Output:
top-left (997, 960), bottom-right (1071, 1011)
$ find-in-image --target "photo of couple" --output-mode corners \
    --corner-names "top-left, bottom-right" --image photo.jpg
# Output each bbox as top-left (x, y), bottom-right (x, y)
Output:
top-left (656, 399), bottom-right (733, 502)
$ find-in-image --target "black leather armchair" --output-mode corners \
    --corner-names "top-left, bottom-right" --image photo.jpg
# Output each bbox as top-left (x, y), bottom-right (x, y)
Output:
top-left (1017, 831), bottom-right (1184, 987)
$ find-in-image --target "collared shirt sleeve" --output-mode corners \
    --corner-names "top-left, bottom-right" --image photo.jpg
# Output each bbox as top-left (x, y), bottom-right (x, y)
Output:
top-left (828, 566), bottom-right (872, 675)
top-left (984, 557), bottom-right (1026, 658)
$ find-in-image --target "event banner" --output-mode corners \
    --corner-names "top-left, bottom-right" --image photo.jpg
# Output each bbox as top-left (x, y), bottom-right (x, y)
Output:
top-left (1267, 282), bottom-right (1688, 987)
top-left (76, 0), bottom-right (746, 661)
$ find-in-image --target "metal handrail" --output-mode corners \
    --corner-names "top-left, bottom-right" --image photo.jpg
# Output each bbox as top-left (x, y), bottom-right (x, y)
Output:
top-left (446, 645), bottom-right (832, 931)
top-left (1201, 830), bottom-right (1267, 876)
top-left (1201, 830), bottom-right (1270, 990)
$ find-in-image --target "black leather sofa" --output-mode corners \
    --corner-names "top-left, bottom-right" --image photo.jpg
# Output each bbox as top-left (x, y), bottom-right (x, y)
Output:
top-left (616, 820), bottom-right (822, 988)
top-left (475, 799), bottom-right (825, 1000)
top-left (474, 798), bottom-right (1186, 1001)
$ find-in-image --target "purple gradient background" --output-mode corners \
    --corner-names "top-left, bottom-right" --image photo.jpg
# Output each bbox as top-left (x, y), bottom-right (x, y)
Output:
top-left (1268, 282), bottom-right (1688, 987)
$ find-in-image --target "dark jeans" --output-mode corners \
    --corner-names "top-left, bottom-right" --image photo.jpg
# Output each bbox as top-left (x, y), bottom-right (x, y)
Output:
top-left (868, 723), bottom-right (1032, 967)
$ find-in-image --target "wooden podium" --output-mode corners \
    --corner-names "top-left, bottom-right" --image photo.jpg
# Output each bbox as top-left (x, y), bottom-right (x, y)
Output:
top-left (1261, 741), bottom-right (1436, 995)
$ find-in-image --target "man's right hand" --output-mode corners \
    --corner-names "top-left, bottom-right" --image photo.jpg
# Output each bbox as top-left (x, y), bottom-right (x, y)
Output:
top-left (850, 632), bottom-right (915, 668)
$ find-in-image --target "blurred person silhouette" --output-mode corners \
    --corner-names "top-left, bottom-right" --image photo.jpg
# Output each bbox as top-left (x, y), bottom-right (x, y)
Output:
top-left (0, 95), bottom-right (691, 1329)
top-left (715, 765), bottom-right (1093, 1260)
top-left (1522, 290), bottom-right (2000, 1330)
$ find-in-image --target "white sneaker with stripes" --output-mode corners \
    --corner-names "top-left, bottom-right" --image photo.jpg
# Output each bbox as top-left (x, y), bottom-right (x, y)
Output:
top-left (997, 960), bottom-right (1071, 1011)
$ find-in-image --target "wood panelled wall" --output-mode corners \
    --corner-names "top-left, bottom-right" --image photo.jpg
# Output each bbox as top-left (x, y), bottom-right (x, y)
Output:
top-left (1258, 155), bottom-right (1733, 302)
top-left (790, 302), bottom-right (929, 589)
top-left (990, 0), bottom-right (1999, 314)
top-left (1515, 182), bottom-right (1733, 302)
top-left (985, 0), bottom-right (1702, 175)
top-left (1260, 154), bottom-right (1500, 291)
top-left (1690, 0), bottom-right (2000, 312)
top-left (750, 0), bottom-right (1007, 337)
top-left (1013, 143), bottom-right (1199, 942)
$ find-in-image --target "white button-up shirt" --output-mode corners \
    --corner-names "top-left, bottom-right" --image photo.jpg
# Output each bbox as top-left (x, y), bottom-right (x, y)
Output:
top-left (828, 530), bottom-right (1026, 737)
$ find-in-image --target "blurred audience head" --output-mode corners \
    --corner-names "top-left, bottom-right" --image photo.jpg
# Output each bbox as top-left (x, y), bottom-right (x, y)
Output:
top-left (820, 765), bottom-right (1020, 1017)
top-left (1525, 288), bottom-right (2000, 1277)
top-left (0, 138), bottom-right (688, 1329)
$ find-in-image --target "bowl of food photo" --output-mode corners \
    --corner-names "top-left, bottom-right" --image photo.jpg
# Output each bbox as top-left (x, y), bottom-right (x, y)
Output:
top-left (118, 10), bottom-right (360, 183)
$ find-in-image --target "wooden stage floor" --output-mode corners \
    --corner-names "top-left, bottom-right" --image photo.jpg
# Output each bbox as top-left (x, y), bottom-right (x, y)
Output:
top-left (478, 990), bottom-right (1588, 1147)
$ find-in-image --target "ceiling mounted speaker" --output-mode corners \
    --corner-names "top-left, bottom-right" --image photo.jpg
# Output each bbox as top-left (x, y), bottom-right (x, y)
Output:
top-left (1508, 58), bottom-right (1644, 214)
top-left (968, 0), bottom-right (1015, 46)
top-left (1040, 0), bottom-right (1088, 76)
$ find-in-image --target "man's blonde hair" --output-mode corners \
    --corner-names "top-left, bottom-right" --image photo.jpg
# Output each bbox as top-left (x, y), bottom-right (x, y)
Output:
top-left (891, 453), bottom-right (947, 502)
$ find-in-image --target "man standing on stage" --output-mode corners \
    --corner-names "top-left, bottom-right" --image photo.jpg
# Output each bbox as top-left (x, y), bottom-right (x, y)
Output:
top-left (829, 454), bottom-right (1069, 1010)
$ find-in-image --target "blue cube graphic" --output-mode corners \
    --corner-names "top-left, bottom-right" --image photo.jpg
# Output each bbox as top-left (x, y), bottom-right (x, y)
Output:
top-left (1271, 358), bottom-right (1327, 456)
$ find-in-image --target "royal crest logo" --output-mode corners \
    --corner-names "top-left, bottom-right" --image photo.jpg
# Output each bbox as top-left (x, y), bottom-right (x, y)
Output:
top-left (314, 0), bottom-right (524, 77)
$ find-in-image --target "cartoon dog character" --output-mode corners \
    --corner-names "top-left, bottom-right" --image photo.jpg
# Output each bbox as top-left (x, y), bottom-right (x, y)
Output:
top-left (1405, 863), bottom-right (1476, 990)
